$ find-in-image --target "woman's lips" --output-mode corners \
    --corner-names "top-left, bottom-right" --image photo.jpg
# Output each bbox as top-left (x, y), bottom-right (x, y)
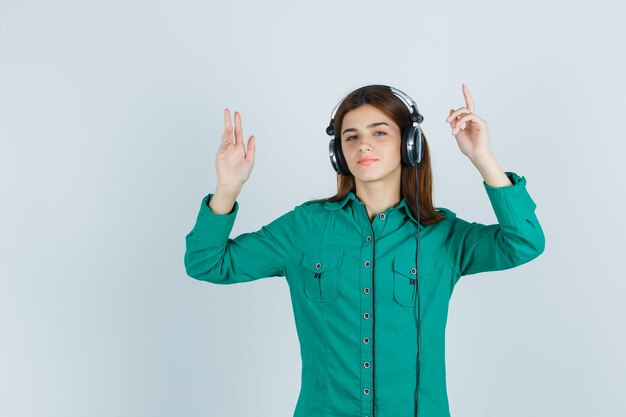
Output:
top-left (358, 158), bottom-right (377, 165)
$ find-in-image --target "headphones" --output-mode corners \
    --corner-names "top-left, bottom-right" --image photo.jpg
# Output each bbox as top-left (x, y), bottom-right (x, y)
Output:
top-left (325, 84), bottom-right (426, 417)
top-left (325, 84), bottom-right (425, 176)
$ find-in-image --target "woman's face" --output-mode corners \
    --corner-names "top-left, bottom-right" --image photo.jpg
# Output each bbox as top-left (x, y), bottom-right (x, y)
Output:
top-left (340, 104), bottom-right (402, 186)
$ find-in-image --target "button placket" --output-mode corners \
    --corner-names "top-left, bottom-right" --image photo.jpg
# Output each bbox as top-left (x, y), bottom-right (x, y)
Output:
top-left (360, 284), bottom-right (373, 413)
top-left (359, 212), bottom-right (376, 417)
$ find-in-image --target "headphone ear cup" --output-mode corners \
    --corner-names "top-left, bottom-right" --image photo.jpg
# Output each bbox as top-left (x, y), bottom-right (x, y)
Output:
top-left (334, 138), bottom-right (351, 176)
top-left (400, 127), bottom-right (411, 166)
top-left (329, 137), bottom-right (351, 176)
top-left (415, 125), bottom-right (424, 165)
top-left (401, 125), bottom-right (424, 166)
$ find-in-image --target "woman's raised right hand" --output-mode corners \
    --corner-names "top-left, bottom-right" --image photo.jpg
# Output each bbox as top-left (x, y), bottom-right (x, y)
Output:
top-left (215, 108), bottom-right (256, 191)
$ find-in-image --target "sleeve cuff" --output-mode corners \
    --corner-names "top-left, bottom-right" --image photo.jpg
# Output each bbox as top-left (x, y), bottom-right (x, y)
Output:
top-left (190, 193), bottom-right (239, 245)
top-left (483, 171), bottom-right (537, 226)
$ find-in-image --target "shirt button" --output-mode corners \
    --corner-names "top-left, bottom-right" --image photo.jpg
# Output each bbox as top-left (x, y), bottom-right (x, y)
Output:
top-left (363, 337), bottom-right (369, 344)
top-left (363, 362), bottom-right (370, 368)
top-left (366, 235), bottom-right (372, 242)
top-left (364, 261), bottom-right (371, 267)
top-left (363, 287), bottom-right (370, 294)
top-left (379, 213), bottom-right (386, 220)
top-left (363, 388), bottom-right (370, 395)
top-left (363, 312), bottom-right (370, 319)
top-left (315, 262), bottom-right (322, 269)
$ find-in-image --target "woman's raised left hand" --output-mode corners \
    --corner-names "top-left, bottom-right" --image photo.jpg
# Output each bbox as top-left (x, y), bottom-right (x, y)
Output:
top-left (446, 84), bottom-right (493, 161)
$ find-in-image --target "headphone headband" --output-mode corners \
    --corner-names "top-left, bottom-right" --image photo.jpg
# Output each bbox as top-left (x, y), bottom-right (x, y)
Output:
top-left (326, 84), bottom-right (424, 136)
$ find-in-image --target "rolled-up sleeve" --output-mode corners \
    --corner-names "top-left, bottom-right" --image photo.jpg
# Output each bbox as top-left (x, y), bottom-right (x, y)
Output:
top-left (184, 194), bottom-right (297, 284)
top-left (448, 171), bottom-right (545, 285)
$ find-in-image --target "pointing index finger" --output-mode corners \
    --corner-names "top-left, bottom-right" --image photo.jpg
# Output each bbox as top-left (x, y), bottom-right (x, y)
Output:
top-left (462, 84), bottom-right (475, 113)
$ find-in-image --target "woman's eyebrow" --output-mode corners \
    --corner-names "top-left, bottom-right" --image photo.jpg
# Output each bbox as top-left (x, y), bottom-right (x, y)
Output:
top-left (342, 122), bottom-right (389, 136)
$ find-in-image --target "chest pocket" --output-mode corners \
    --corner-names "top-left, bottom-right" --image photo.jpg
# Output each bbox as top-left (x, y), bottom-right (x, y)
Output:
top-left (302, 251), bottom-right (343, 303)
top-left (393, 255), bottom-right (434, 307)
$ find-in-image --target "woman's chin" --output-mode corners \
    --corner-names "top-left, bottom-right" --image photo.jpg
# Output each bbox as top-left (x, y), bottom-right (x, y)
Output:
top-left (354, 174), bottom-right (384, 184)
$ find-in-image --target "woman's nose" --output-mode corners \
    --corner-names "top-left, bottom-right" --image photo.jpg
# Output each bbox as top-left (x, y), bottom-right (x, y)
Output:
top-left (359, 137), bottom-right (372, 151)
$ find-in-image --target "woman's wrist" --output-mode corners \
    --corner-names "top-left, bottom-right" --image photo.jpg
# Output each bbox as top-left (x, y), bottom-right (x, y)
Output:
top-left (209, 184), bottom-right (243, 214)
top-left (470, 153), bottom-right (512, 188)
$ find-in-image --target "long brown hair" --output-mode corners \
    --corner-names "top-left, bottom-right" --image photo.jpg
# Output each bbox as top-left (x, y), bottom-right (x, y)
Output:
top-left (326, 85), bottom-right (446, 226)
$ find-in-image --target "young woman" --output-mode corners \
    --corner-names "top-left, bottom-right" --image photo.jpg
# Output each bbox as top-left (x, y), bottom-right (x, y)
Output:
top-left (184, 84), bottom-right (545, 417)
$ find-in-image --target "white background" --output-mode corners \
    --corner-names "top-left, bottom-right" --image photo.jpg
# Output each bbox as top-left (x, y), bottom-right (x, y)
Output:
top-left (1, 1), bottom-right (625, 416)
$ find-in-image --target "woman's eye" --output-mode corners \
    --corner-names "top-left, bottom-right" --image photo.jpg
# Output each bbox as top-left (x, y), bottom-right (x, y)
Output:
top-left (345, 131), bottom-right (385, 141)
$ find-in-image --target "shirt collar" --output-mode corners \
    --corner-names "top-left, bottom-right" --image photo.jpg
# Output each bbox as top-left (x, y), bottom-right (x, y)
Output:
top-left (323, 191), bottom-right (424, 230)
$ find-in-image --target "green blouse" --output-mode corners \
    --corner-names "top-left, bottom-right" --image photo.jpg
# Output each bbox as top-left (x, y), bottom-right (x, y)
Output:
top-left (184, 171), bottom-right (545, 417)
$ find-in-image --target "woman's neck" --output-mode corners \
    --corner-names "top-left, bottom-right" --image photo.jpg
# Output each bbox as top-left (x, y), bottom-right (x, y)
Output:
top-left (355, 181), bottom-right (401, 222)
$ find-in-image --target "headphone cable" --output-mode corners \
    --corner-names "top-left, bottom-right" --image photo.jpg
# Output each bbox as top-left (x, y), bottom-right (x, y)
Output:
top-left (414, 162), bottom-right (421, 417)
